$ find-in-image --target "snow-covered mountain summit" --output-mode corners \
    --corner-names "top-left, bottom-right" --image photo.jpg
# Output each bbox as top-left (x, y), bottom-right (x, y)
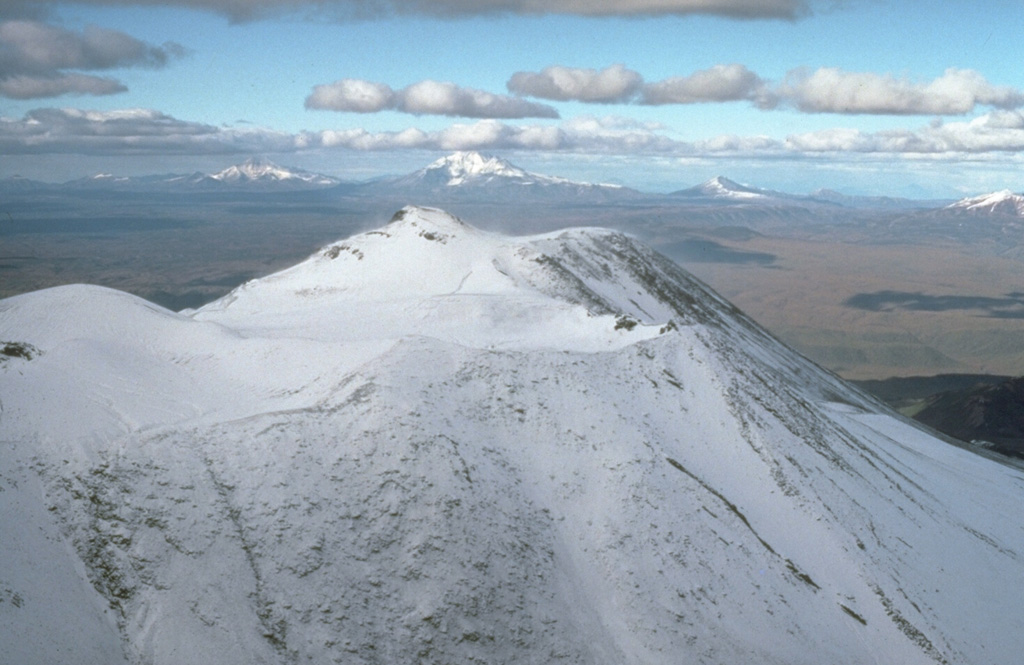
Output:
top-left (209, 156), bottom-right (340, 187)
top-left (379, 151), bottom-right (635, 201)
top-left (193, 205), bottom-right (673, 350)
top-left (426, 151), bottom-right (543, 186)
top-left (3, 206), bottom-right (1024, 665)
top-left (402, 151), bottom-right (572, 187)
top-left (673, 175), bottom-right (802, 202)
top-left (945, 189), bottom-right (1024, 215)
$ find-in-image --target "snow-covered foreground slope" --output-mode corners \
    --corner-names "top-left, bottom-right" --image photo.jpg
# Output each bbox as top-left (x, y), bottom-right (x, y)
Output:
top-left (2, 206), bottom-right (1023, 665)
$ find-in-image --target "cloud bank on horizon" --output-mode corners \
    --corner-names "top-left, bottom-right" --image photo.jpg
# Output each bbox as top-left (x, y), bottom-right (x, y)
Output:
top-left (4, 0), bottom-right (810, 22)
top-left (7, 107), bottom-right (1024, 160)
top-left (2, 0), bottom-right (1023, 194)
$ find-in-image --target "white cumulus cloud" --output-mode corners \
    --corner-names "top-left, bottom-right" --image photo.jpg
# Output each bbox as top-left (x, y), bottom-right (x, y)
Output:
top-left (305, 78), bottom-right (395, 113)
top-left (640, 64), bottom-right (774, 107)
top-left (779, 67), bottom-right (1024, 115)
top-left (306, 78), bottom-right (559, 119)
top-left (507, 65), bottom-right (644, 103)
top-left (7, 106), bottom-right (1024, 163)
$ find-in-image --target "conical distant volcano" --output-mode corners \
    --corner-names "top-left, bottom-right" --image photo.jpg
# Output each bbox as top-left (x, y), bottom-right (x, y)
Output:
top-left (2, 206), bottom-right (1022, 665)
top-left (375, 151), bottom-right (637, 200)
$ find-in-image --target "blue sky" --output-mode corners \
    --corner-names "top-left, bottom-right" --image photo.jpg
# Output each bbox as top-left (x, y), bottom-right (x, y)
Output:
top-left (2, 0), bottom-right (1024, 196)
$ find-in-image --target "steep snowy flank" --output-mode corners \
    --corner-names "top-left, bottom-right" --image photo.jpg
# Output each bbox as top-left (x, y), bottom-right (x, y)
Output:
top-left (2, 206), bottom-right (1023, 665)
top-left (945, 189), bottom-right (1024, 216)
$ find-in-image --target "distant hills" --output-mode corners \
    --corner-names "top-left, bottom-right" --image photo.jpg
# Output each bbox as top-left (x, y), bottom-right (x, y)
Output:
top-left (56, 157), bottom-right (344, 192)
top-left (914, 376), bottom-right (1024, 458)
top-left (5, 151), bottom-right (1024, 216)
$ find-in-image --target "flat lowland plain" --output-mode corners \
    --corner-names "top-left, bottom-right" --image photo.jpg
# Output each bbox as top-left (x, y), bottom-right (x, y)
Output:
top-left (2, 192), bottom-right (1022, 380)
top-left (676, 232), bottom-right (1024, 380)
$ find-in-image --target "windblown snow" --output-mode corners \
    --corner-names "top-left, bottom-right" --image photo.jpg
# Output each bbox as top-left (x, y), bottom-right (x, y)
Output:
top-left (2, 206), bottom-right (1023, 665)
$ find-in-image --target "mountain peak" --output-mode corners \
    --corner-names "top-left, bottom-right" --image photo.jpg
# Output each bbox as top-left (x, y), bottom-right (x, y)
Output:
top-left (375, 152), bottom-right (636, 201)
top-left (674, 175), bottom-right (771, 200)
top-left (210, 157), bottom-right (337, 186)
top-left (707, 175), bottom-right (743, 188)
top-left (947, 189), bottom-right (1024, 215)
top-left (384, 205), bottom-right (473, 236)
top-left (423, 151), bottom-right (531, 185)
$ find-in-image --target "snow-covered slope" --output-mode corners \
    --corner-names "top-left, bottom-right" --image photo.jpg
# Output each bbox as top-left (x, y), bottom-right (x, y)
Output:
top-left (945, 189), bottom-right (1024, 216)
top-left (2, 206), bottom-right (1023, 665)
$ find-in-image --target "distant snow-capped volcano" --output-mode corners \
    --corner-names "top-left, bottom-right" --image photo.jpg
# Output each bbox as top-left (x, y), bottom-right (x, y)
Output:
top-left (423, 151), bottom-right (543, 186)
top-left (210, 157), bottom-right (340, 186)
top-left (673, 175), bottom-right (797, 202)
top-left (379, 151), bottom-right (635, 201)
top-left (945, 189), bottom-right (1024, 215)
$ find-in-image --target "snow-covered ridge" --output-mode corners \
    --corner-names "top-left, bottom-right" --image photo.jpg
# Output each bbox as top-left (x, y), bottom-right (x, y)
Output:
top-left (946, 189), bottom-right (1024, 215)
top-left (192, 205), bottom-right (680, 351)
top-left (3, 205), bottom-right (1024, 665)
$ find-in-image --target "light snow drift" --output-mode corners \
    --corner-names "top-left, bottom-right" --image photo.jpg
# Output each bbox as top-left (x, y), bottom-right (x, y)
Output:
top-left (2, 206), bottom-right (1023, 665)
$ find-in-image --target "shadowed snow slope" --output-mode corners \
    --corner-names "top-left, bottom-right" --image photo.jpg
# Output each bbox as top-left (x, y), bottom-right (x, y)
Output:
top-left (2, 206), bottom-right (1023, 665)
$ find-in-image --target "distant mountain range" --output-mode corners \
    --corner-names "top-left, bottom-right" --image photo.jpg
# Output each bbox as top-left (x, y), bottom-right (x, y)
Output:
top-left (53, 157), bottom-right (344, 191)
top-left (5, 152), bottom-right (1024, 215)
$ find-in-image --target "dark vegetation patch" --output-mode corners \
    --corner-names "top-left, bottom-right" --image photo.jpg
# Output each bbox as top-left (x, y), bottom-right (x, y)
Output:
top-left (662, 239), bottom-right (776, 265)
top-left (666, 457), bottom-right (776, 556)
top-left (666, 456), bottom-right (825, 591)
top-left (839, 604), bottom-right (867, 625)
top-left (614, 315), bottom-right (638, 331)
top-left (785, 558), bottom-right (820, 590)
top-left (844, 290), bottom-right (1024, 319)
top-left (1, 341), bottom-right (38, 361)
top-left (873, 585), bottom-right (949, 664)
